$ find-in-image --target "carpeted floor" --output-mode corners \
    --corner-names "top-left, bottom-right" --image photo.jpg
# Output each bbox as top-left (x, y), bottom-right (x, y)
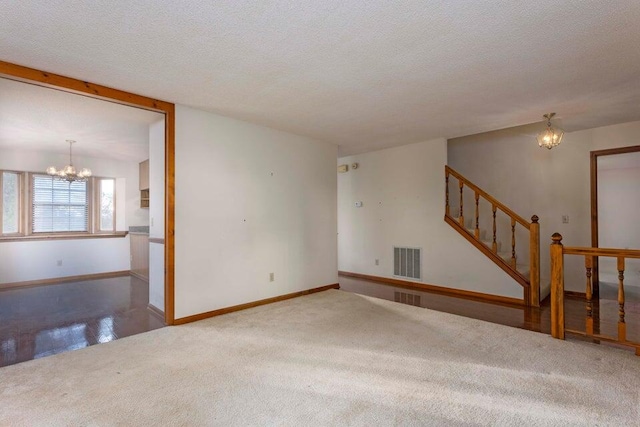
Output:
top-left (0, 290), bottom-right (638, 426)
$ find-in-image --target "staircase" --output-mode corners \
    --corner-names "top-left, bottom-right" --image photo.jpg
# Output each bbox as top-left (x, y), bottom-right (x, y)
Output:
top-left (444, 166), bottom-right (541, 307)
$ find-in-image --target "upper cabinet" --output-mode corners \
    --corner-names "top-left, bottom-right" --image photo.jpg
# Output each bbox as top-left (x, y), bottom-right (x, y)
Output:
top-left (140, 159), bottom-right (150, 208)
top-left (139, 159), bottom-right (149, 190)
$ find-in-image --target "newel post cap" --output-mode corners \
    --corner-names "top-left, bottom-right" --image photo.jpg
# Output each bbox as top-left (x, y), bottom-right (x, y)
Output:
top-left (551, 233), bottom-right (563, 244)
top-left (531, 215), bottom-right (539, 223)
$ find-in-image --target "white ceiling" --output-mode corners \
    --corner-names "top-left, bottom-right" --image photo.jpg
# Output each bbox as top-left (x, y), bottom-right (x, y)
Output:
top-left (0, 78), bottom-right (163, 162)
top-left (2, 1), bottom-right (640, 156)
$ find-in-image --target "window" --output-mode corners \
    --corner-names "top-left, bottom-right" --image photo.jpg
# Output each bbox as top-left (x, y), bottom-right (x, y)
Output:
top-left (97, 178), bottom-right (115, 232)
top-left (1, 171), bottom-right (22, 235)
top-left (0, 171), bottom-right (119, 239)
top-left (32, 174), bottom-right (88, 233)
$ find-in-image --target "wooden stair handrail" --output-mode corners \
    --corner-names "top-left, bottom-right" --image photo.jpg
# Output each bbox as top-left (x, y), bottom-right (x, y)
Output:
top-left (550, 233), bottom-right (640, 356)
top-left (444, 165), bottom-right (540, 307)
top-left (445, 165), bottom-right (530, 228)
top-left (562, 247), bottom-right (640, 258)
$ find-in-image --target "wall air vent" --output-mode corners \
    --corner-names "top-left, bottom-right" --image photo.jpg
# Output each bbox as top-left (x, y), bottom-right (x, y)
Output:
top-left (393, 246), bottom-right (421, 280)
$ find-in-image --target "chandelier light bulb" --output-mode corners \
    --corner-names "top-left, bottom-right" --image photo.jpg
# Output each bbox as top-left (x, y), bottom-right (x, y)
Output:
top-left (45, 140), bottom-right (92, 182)
top-left (536, 113), bottom-right (564, 150)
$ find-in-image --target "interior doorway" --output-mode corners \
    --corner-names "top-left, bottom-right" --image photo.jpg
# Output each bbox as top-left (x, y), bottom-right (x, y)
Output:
top-left (0, 61), bottom-right (175, 366)
top-left (591, 145), bottom-right (640, 300)
top-left (0, 60), bottom-right (175, 325)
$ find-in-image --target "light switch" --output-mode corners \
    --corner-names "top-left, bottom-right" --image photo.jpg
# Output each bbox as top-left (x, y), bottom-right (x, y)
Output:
top-left (562, 215), bottom-right (569, 224)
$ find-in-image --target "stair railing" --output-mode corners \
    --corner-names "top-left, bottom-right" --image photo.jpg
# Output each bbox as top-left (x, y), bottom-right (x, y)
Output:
top-left (445, 166), bottom-right (540, 307)
top-left (550, 233), bottom-right (640, 356)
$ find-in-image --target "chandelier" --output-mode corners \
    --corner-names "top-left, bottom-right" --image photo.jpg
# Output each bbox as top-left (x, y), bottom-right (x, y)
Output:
top-left (537, 113), bottom-right (564, 150)
top-left (46, 140), bottom-right (92, 182)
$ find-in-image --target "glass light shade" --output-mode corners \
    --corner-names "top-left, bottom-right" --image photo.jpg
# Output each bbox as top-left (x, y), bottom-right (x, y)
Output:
top-left (537, 129), bottom-right (563, 149)
top-left (537, 126), bottom-right (564, 149)
top-left (78, 168), bottom-right (92, 178)
top-left (46, 166), bottom-right (57, 175)
top-left (63, 165), bottom-right (76, 175)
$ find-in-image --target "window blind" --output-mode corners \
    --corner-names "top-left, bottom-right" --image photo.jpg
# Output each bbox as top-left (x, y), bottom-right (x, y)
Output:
top-left (32, 174), bottom-right (88, 233)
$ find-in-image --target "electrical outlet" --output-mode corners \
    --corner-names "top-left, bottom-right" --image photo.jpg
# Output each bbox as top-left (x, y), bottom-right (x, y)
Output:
top-left (269, 273), bottom-right (274, 282)
top-left (562, 215), bottom-right (569, 224)
top-left (57, 260), bottom-right (63, 267)
top-left (375, 259), bottom-right (379, 266)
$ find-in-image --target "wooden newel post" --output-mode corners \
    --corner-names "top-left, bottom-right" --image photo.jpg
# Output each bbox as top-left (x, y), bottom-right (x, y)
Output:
top-left (529, 215), bottom-right (540, 308)
top-left (550, 233), bottom-right (565, 339)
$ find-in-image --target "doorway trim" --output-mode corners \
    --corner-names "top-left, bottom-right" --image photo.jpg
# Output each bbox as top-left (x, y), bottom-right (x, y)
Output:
top-left (590, 144), bottom-right (640, 296)
top-left (0, 60), bottom-right (176, 325)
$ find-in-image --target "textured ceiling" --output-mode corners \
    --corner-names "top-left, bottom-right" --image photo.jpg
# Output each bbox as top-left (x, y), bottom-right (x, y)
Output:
top-left (2, 1), bottom-right (640, 156)
top-left (0, 78), bottom-right (162, 162)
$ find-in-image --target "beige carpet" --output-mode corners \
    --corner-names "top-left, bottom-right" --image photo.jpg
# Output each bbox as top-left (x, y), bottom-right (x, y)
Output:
top-left (1, 290), bottom-right (638, 426)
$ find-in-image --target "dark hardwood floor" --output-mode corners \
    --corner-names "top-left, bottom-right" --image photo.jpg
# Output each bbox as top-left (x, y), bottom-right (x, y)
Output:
top-left (0, 276), bottom-right (164, 367)
top-left (339, 274), bottom-right (640, 353)
top-left (2, 273), bottom-right (635, 367)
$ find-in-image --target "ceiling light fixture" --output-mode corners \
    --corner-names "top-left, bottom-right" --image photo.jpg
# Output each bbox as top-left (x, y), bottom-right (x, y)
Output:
top-left (46, 140), bottom-right (92, 182)
top-left (537, 113), bottom-right (564, 150)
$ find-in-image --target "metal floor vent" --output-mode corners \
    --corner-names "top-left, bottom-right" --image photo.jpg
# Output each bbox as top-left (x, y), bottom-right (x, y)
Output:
top-left (394, 291), bottom-right (421, 307)
top-left (393, 246), bottom-right (421, 280)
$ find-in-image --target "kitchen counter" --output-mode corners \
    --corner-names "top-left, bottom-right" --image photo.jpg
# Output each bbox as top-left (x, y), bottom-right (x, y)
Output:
top-left (129, 226), bottom-right (149, 234)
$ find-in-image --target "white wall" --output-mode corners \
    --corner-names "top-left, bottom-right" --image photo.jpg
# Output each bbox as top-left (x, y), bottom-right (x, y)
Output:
top-left (448, 119), bottom-right (640, 292)
top-left (598, 157), bottom-right (640, 289)
top-left (149, 119), bottom-right (165, 239)
top-left (148, 119), bottom-right (165, 311)
top-left (338, 138), bottom-right (524, 300)
top-left (149, 243), bottom-right (165, 310)
top-left (174, 105), bottom-right (338, 319)
top-left (1, 238), bottom-right (131, 283)
top-left (0, 148), bottom-right (145, 283)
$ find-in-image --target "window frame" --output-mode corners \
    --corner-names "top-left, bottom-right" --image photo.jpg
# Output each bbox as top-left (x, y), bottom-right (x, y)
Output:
top-left (29, 172), bottom-right (93, 235)
top-left (0, 170), bottom-right (26, 237)
top-left (93, 177), bottom-right (116, 234)
top-left (0, 170), bottom-right (124, 241)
